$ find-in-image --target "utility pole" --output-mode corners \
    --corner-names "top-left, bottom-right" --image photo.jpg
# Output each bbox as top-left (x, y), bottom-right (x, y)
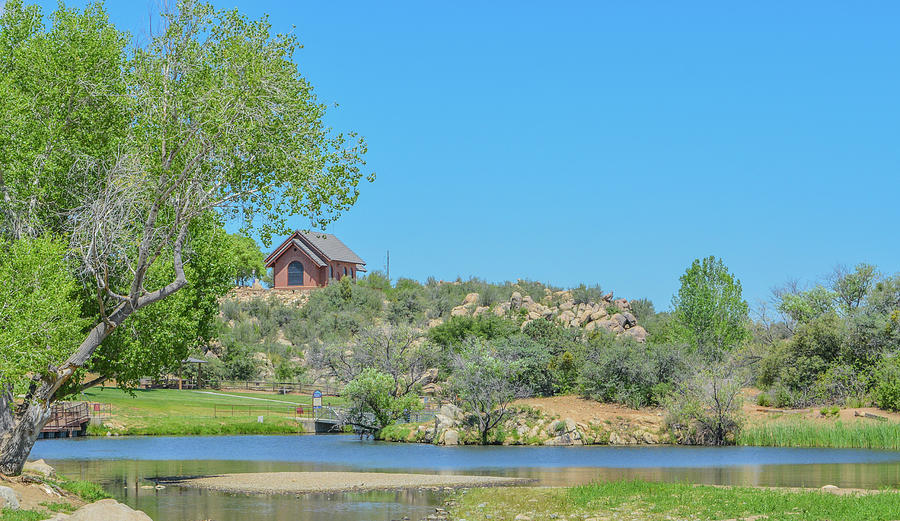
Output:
top-left (386, 250), bottom-right (390, 281)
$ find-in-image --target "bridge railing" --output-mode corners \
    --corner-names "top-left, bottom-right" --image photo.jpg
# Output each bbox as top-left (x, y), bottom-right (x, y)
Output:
top-left (42, 402), bottom-right (91, 433)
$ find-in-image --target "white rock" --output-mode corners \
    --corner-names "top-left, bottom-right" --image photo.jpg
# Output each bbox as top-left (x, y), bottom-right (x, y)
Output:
top-left (0, 486), bottom-right (19, 510)
top-left (23, 458), bottom-right (56, 478)
top-left (443, 429), bottom-right (459, 445)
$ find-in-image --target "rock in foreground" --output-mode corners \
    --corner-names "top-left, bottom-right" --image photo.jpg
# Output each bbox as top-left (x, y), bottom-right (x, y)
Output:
top-left (48, 499), bottom-right (152, 521)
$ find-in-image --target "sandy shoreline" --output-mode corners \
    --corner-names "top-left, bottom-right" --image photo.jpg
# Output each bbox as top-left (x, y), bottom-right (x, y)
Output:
top-left (162, 471), bottom-right (529, 494)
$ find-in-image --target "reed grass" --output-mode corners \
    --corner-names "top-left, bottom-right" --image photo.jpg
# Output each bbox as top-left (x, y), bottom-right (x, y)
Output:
top-left (737, 420), bottom-right (900, 450)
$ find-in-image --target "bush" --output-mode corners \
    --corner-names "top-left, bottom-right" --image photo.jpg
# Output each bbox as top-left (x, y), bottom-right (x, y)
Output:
top-left (630, 298), bottom-right (656, 321)
top-left (221, 345), bottom-right (259, 380)
top-left (571, 283), bottom-right (603, 305)
top-left (666, 363), bottom-right (745, 445)
top-left (873, 356), bottom-right (900, 411)
top-left (756, 392), bottom-right (772, 407)
top-left (578, 336), bottom-right (691, 407)
top-left (811, 363), bottom-right (867, 406)
top-left (427, 315), bottom-right (519, 349)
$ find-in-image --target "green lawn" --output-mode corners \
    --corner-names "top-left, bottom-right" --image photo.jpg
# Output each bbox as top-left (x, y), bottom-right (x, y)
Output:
top-left (78, 387), bottom-right (345, 436)
top-left (452, 481), bottom-right (900, 521)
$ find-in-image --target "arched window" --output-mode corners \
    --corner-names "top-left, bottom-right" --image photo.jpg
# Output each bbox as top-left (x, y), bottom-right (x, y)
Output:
top-left (343, 266), bottom-right (348, 277)
top-left (288, 261), bottom-right (304, 286)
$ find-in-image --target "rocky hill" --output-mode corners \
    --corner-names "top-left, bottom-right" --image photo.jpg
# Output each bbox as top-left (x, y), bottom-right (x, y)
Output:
top-left (446, 290), bottom-right (647, 342)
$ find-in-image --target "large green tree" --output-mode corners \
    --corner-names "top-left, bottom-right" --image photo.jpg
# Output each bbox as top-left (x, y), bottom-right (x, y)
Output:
top-left (224, 233), bottom-right (266, 286)
top-left (672, 256), bottom-right (749, 361)
top-left (0, 0), bottom-right (369, 474)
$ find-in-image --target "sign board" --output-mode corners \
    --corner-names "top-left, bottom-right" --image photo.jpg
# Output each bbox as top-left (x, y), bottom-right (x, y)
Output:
top-left (312, 390), bottom-right (323, 409)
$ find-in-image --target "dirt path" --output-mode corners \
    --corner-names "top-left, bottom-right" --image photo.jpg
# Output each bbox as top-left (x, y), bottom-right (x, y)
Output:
top-left (190, 390), bottom-right (303, 405)
top-left (515, 395), bottom-right (665, 429)
top-left (165, 472), bottom-right (528, 495)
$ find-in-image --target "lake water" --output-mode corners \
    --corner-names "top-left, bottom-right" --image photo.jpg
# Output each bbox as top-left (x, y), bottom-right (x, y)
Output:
top-left (32, 435), bottom-right (900, 521)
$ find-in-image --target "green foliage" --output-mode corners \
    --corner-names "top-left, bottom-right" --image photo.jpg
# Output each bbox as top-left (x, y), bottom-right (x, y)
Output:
top-left (224, 233), bottom-right (266, 285)
top-left (820, 405), bottom-right (840, 418)
top-left (387, 285), bottom-right (424, 325)
top-left (57, 477), bottom-right (111, 502)
top-left (571, 283), bottom-right (603, 305)
top-left (672, 256), bottom-right (749, 360)
top-left (756, 392), bottom-right (772, 407)
top-left (629, 298), bottom-right (656, 321)
top-left (81, 220), bottom-right (235, 392)
top-left (0, 509), bottom-right (48, 521)
top-left (273, 357), bottom-right (305, 382)
top-left (578, 334), bottom-right (691, 407)
top-left (873, 356), bottom-right (900, 412)
top-left (296, 282), bottom-right (383, 342)
top-left (0, 236), bottom-right (86, 393)
top-left (666, 363), bottom-right (744, 445)
top-left (493, 335), bottom-right (554, 397)
top-left (738, 420), bottom-right (900, 450)
top-left (357, 270), bottom-right (391, 292)
top-left (222, 344), bottom-right (259, 380)
top-left (39, 502), bottom-right (77, 514)
top-left (832, 263), bottom-right (879, 313)
top-left (454, 480), bottom-right (900, 521)
top-left (344, 368), bottom-right (421, 434)
top-left (778, 286), bottom-right (837, 324)
top-left (0, 0), bottom-right (129, 234)
top-left (427, 315), bottom-right (519, 348)
top-left (451, 339), bottom-right (528, 444)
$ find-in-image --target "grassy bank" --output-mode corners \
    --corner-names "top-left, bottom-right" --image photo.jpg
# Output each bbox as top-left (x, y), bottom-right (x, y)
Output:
top-left (738, 420), bottom-right (900, 450)
top-left (78, 387), bottom-right (345, 436)
top-left (451, 480), bottom-right (900, 521)
top-left (0, 477), bottom-right (110, 521)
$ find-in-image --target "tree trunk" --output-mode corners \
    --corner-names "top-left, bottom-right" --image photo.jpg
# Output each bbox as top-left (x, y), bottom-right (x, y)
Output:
top-left (0, 398), bottom-right (52, 475)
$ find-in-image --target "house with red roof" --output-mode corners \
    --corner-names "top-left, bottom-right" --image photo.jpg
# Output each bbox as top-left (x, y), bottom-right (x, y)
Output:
top-left (264, 231), bottom-right (366, 288)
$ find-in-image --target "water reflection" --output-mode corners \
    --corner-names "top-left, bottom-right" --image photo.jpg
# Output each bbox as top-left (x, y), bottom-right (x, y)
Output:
top-left (32, 435), bottom-right (900, 521)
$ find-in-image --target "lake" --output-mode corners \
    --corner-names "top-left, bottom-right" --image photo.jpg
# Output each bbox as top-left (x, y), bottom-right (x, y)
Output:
top-left (31, 435), bottom-right (900, 521)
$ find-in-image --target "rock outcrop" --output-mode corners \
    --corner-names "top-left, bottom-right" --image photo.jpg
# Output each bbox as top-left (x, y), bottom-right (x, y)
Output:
top-left (447, 290), bottom-right (645, 341)
top-left (23, 459), bottom-right (56, 478)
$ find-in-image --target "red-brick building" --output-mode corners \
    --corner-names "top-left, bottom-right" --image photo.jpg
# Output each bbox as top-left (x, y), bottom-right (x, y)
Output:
top-left (264, 231), bottom-right (366, 289)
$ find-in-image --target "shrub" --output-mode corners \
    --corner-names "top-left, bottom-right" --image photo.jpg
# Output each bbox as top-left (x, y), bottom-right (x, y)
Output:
top-left (811, 363), bottom-right (867, 406)
top-left (629, 298), bottom-right (656, 321)
top-left (578, 336), bottom-right (690, 407)
top-left (427, 315), bottom-right (519, 349)
top-left (873, 356), bottom-right (900, 411)
top-left (756, 393), bottom-right (772, 407)
top-left (820, 406), bottom-right (840, 418)
top-left (666, 363), bottom-right (745, 445)
top-left (571, 283), bottom-right (603, 305)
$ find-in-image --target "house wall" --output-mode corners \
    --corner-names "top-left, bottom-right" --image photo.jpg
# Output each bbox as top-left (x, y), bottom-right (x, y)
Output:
top-left (271, 247), bottom-right (327, 288)
top-left (326, 261), bottom-right (359, 282)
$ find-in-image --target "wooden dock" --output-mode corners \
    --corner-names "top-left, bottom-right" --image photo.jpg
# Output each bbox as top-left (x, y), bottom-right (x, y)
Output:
top-left (39, 402), bottom-right (91, 439)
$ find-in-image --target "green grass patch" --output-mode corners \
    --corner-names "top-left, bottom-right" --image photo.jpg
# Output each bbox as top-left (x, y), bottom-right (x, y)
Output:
top-left (379, 423), bottom-right (413, 441)
top-left (56, 477), bottom-right (110, 503)
top-left (453, 480), bottom-right (900, 521)
top-left (38, 502), bottom-right (77, 514)
top-left (79, 387), bottom-right (327, 436)
top-left (738, 420), bottom-right (900, 450)
top-left (0, 509), bottom-right (50, 521)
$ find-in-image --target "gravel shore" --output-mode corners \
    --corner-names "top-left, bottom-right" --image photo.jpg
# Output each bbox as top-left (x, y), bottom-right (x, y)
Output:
top-left (164, 471), bottom-right (528, 494)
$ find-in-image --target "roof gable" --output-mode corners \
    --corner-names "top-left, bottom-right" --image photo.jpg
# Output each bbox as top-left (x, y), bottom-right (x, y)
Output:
top-left (264, 230), bottom-right (365, 268)
top-left (297, 231), bottom-right (365, 265)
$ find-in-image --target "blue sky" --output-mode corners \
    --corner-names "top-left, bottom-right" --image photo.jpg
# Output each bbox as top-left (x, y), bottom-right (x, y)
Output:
top-left (34, 1), bottom-right (900, 309)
